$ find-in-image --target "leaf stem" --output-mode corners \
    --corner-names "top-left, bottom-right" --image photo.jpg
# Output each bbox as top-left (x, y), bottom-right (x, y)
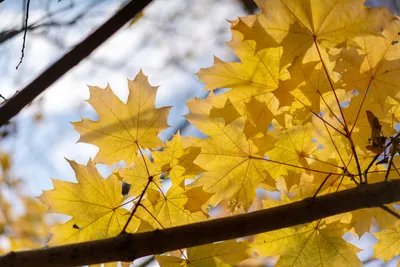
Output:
top-left (312, 173), bottom-right (332, 198)
top-left (313, 38), bottom-right (363, 183)
top-left (385, 153), bottom-right (395, 181)
top-left (121, 179), bottom-right (152, 233)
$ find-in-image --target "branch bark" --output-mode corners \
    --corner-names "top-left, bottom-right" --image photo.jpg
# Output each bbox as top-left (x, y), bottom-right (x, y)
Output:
top-left (0, 0), bottom-right (152, 127)
top-left (1, 180), bottom-right (399, 267)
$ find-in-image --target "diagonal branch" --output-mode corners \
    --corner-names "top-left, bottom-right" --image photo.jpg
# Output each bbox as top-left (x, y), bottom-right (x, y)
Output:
top-left (0, 0), bottom-right (152, 127)
top-left (2, 180), bottom-right (400, 267)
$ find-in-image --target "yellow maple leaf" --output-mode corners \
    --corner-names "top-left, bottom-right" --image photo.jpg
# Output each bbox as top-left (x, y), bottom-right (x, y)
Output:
top-left (253, 220), bottom-right (361, 267)
top-left (197, 25), bottom-right (289, 122)
top-left (119, 153), bottom-right (161, 197)
top-left (155, 240), bottom-right (250, 267)
top-left (236, 0), bottom-right (392, 63)
top-left (335, 20), bottom-right (400, 109)
top-left (209, 95), bottom-right (278, 140)
top-left (184, 186), bottom-right (214, 213)
top-left (136, 185), bottom-right (206, 229)
top-left (198, 28), bottom-right (289, 96)
top-left (351, 205), bottom-right (400, 237)
top-left (243, 97), bottom-right (275, 139)
top-left (279, 56), bottom-right (344, 122)
top-left (266, 120), bottom-right (320, 177)
top-left (209, 98), bottom-right (241, 125)
top-left (73, 70), bottom-right (170, 166)
top-left (187, 97), bottom-right (276, 211)
top-left (39, 160), bottom-right (139, 245)
top-left (373, 221), bottom-right (400, 261)
top-left (153, 132), bottom-right (205, 185)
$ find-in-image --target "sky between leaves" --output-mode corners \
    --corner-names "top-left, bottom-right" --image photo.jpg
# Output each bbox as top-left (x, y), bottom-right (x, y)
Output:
top-left (37, 0), bottom-right (400, 266)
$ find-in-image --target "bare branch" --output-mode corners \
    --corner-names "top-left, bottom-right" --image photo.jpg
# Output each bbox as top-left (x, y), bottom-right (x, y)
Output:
top-left (1, 180), bottom-right (400, 267)
top-left (16, 0), bottom-right (31, 69)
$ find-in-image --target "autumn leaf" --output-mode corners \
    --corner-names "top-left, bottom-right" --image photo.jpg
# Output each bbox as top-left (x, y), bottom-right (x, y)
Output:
top-left (39, 160), bottom-right (139, 245)
top-left (265, 119), bottom-right (320, 177)
top-left (335, 20), bottom-right (400, 109)
top-left (153, 132), bottom-right (205, 185)
top-left (135, 185), bottom-right (206, 229)
top-left (253, 220), bottom-right (361, 266)
top-left (373, 221), bottom-right (400, 261)
top-left (155, 240), bottom-right (250, 267)
top-left (184, 186), bottom-right (214, 213)
top-left (197, 25), bottom-right (288, 125)
top-left (73, 70), bottom-right (170, 166)
top-left (198, 29), bottom-right (289, 97)
top-left (209, 98), bottom-right (241, 125)
top-left (186, 96), bottom-right (276, 211)
top-left (236, 0), bottom-right (392, 63)
top-left (351, 205), bottom-right (400, 237)
top-left (119, 152), bottom-right (161, 197)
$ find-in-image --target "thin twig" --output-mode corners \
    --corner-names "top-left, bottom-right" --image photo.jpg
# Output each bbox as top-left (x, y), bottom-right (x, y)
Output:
top-left (313, 38), bottom-right (363, 183)
top-left (16, 0), bottom-right (31, 69)
top-left (385, 153), bottom-right (395, 181)
top-left (312, 173), bottom-right (332, 198)
top-left (121, 179), bottom-right (152, 233)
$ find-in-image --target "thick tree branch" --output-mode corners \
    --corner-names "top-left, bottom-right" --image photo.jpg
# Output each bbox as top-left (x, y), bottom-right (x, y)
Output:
top-left (0, 0), bottom-right (152, 127)
top-left (1, 180), bottom-right (400, 267)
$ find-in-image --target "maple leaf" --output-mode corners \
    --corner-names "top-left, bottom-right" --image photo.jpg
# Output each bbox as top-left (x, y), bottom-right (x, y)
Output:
top-left (253, 220), bottom-right (361, 266)
top-left (155, 240), bottom-right (249, 267)
top-left (351, 205), bottom-right (400, 237)
top-left (235, 0), bottom-right (392, 63)
top-left (73, 70), bottom-right (170, 166)
top-left (39, 160), bottom-right (139, 245)
top-left (278, 56), bottom-right (344, 120)
top-left (209, 95), bottom-right (278, 140)
top-left (242, 96), bottom-right (275, 139)
top-left (266, 119), bottom-right (320, 177)
top-left (135, 185), bottom-right (206, 228)
top-left (119, 153), bottom-right (161, 197)
top-left (335, 20), bottom-right (400, 109)
top-left (373, 221), bottom-right (400, 261)
top-left (186, 96), bottom-right (276, 211)
top-left (209, 98), bottom-right (241, 125)
top-left (197, 26), bottom-right (288, 127)
top-left (198, 29), bottom-right (289, 97)
top-left (184, 186), bottom-right (214, 213)
top-left (153, 132), bottom-right (205, 185)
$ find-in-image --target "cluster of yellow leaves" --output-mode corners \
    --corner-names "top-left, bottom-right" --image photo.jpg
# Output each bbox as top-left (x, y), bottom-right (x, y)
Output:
top-left (37, 0), bottom-right (400, 266)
